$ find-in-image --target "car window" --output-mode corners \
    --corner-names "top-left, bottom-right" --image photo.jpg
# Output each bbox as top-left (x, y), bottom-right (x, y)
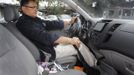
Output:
top-left (60, 14), bottom-right (71, 19)
top-left (46, 15), bottom-right (58, 21)
top-left (0, 6), bottom-right (5, 23)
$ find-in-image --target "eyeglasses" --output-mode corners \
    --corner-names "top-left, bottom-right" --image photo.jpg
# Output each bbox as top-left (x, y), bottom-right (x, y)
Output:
top-left (24, 5), bottom-right (38, 9)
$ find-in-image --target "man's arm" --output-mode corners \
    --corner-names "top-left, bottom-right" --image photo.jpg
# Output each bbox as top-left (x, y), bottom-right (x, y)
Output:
top-left (17, 20), bottom-right (60, 46)
top-left (54, 36), bottom-right (80, 48)
top-left (43, 20), bottom-right (64, 30)
top-left (44, 17), bottom-right (77, 30)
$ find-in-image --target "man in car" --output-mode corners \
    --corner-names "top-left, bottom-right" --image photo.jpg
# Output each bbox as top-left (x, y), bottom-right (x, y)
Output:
top-left (17, 0), bottom-right (97, 67)
top-left (17, 0), bottom-right (80, 61)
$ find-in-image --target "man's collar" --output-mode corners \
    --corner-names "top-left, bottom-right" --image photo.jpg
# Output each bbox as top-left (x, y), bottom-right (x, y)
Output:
top-left (22, 14), bottom-right (37, 20)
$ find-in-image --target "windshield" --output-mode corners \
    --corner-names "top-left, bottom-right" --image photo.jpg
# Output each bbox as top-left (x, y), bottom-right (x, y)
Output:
top-left (59, 14), bottom-right (71, 19)
top-left (75, 0), bottom-right (134, 20)
top-left (38, 0), bottom-right (134, 20)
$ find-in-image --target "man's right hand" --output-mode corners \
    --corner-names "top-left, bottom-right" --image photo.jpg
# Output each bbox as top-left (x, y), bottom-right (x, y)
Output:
top-left (71, 37), bottom-right (80, 48)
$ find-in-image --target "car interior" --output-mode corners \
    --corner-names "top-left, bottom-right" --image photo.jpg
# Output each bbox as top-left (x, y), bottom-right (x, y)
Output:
top-left (1, 0), bottom-right (134, 75)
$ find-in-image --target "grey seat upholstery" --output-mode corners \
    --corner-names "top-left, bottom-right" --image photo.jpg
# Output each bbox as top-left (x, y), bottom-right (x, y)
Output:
top-left (3, 4), bottom-right (77, 67)
top-left (0, 24), bottom-right (38, 75)
top-left (0, 22), bottom-right (86, 75)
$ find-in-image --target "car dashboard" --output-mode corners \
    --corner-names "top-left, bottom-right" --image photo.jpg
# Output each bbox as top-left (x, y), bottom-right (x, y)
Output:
top-left (89, 19), bottom-right (134, 59)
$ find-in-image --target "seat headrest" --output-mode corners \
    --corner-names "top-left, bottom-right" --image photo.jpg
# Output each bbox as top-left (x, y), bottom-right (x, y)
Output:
top-left (3, 5), bottom-right (19, 22)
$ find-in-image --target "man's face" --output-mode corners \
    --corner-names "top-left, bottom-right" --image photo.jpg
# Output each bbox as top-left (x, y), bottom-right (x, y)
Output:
top-left (21, 1), bottom-right (37, 18)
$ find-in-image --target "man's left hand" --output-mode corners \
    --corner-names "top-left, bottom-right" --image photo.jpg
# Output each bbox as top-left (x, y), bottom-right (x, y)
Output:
top-left (70, 17), bottom-right (77, 25)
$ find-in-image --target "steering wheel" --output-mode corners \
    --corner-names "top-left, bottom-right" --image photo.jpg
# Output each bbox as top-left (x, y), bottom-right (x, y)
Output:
top-left (67, 17), bottom-right (82, 37)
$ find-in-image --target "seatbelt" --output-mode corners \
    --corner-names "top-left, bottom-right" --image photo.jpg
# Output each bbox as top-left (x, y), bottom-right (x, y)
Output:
top-left (73, 45), bottom-right (100, 74)
top-left (73, 45), bottom-right (92, 68)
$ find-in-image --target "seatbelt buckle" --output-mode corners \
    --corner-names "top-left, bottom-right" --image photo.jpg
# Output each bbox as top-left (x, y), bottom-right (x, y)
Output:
top-left (53, 61), bottom-right (64, 71)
